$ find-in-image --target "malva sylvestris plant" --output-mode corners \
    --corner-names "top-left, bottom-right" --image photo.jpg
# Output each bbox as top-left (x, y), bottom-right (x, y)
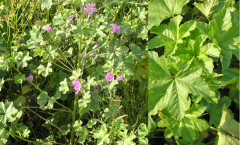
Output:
top-left (0, 0), bottom-right (148, 144)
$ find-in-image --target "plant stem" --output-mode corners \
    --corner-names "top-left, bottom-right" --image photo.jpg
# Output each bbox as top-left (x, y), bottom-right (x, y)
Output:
top-left (210, 126), bottom-right (219, 132)
top-left (27, 108), bottom-right (64, 132)
top-left (9, 131), bottom-right (34, 143)
top-left (70, 94), bottom-right (79, 145)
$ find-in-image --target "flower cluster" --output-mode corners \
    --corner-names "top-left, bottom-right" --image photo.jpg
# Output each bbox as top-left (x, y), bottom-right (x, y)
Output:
top-left (82, 3), bottom-right (97, 19)
top-left (105, 72), bottom-right (123, 82)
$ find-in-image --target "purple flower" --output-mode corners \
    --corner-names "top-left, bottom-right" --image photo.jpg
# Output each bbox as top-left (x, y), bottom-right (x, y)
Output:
top-left (67, 19), bottom-right (71, 23)
top-left (82, 52), bottom-right (87, 58)
top-left (45, 26), bottom-right (51, 32)
top-left (206, 105), bottom-right (209, 110)
top-left (27, 75), bottom-right (33, 82)
top-left (82, 3), bottom-right (97, 15)
top-left (70, 15), bottom-right (74, 20)
top-left (19, 39), bottom-right (23, 44)
top-left (81, 59), bottom-right (84, 64)
top-left (94, 85), bottom-right (99, 90)
top-left (117, 76), bottom-right (123, 81)
top-left (93, 55), bottom-right (98, 61)
top-left (91, 51), bottom-right (96, 55)
top-left (106, 72), bottom-right (114, 82)
top-left (93, 43), bottom-right (98, 49)
top-left (77, 19), bottom-right (81, 23)
top-left (72, 79), bottom-right (82, 95)
top-left (112, 24), bottom-right (121, 33)
top-left (92, 20), bottom-right (94, 24)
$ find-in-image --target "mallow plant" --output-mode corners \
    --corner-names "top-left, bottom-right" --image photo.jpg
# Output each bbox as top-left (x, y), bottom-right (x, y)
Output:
top-left (0, 0), bottom-right (148, 144)
top-left (148, 0), bottom-right (239, 144)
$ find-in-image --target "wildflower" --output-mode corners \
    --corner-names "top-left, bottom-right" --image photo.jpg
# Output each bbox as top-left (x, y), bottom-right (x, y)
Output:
top-left (82, 3), bottom-right (97, 15)
top-left (19, 39), bottom-right (23, 44)
top-left (67, 19), bottom-right (71, 23)
top-left (106, 72), bottom-right (114, 82)
top-left (27, 75), bottom-right (33, 82)
top-left (94, 85), bottom-right (99, 90)
top-left (117, 75), bottom-right (123, 81)
top-left (93, 55), bottom-right (98, 61)
top-left (82, 52), bottom-right (87, 58)
top-left (77, 19), bottom-right (81, 23)
top-left (206, 105), bottom-right (209, 110)
top-left (45, 26), bottom-right (51, 32)
top-left (70, 15), bottom-right (74, 20)
top-left (93, 43), bottom-right (98, 49)
top-left (112, 24), bottom-right (120, 33)
top-left (92, 20), bottom-right (94, 24)
top-left (81, 59), bottom-right (84, 64)
top-left (91, 51), bottom-right (96, 55)
top-left (72, 79), bottom-right (82, 95)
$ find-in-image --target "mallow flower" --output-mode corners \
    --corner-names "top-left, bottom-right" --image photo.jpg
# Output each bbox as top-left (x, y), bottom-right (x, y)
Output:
top-left (27, 75), bottom-right (33, 82)
top-left (19, 39), bottom-right (23, 43)
top-left (117, 76), bottom-right (123, 81)
top-left (106, 72), bottom-right (114, 82)
top-left (82, 3), bottom-right (97, 15)
top-left (45, 26), bottom-right (51, 32)
top-left (112, 24), bottom-right (120, 33)
top-left (72, 79), bottom-right (82, 95)
top-left (93, 43), bottom-right (98, 49)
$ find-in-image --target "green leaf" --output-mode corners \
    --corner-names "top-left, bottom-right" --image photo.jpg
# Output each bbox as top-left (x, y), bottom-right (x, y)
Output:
top-left (43, 45), bottom-right (58, 60)
top-left (149, 51), bottom-right (211, 120)
top-left (215, 104), bottom-right (239, 145)
top-left (22, 85), bottom-right (32, 95)
top-left (138, 123), bottom-right (149, 137)
top-left (14, 96), bottom-right (26, 107)
top-left (209, 96), bottom-right (231, 127)
top-left (41, 0), bottom-right (52, 11)
top-left (197, 8), bottom-right (239, 69)
top-left (102, 105), bottom-right (119, 119)
top-left (59, 78), bottom-right (69, 94)
top-left (0, 57), bottom-right (9, 71)
top-left (194, 0), bottom-right (218, 18)
top-left (78, 91), bottom-right (91, 108)
top-left (117, 130), bottom-right (136, 145)
top-left (185, 104), bottom-right (206, 118)
top-left (14, 74), bottom-right (26, 84)
top-left (0, 128), bottom-right (9, 144)
top-left (52, 13), bottom-right (65, 26)
top-left (73, 120), bottom-right (83, 131)
top-left (159, 110), bottom-right (209, 141)
top-left (129, 44), bottom-right (143, 61)
top-left (148, 15), bottom-right (196, 56)
top-left (88, 90), bottom-right (101, 111)
top-left (37, 62), bottom-right (52, 77)
top-left (93, 124), bottom-right (109, 145)
top-left (13, 51), bottom-right (32, 68)
top-left (148, 0), bottom-right (190, 29)
top-left (0, 102), bottom-right (18, 124)
top-left (37, 92), bottom-right (48, 109)
top-left (27, 26), bottom-right (43, 49)
top-left (87, 118), bottom-right (97, 128)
